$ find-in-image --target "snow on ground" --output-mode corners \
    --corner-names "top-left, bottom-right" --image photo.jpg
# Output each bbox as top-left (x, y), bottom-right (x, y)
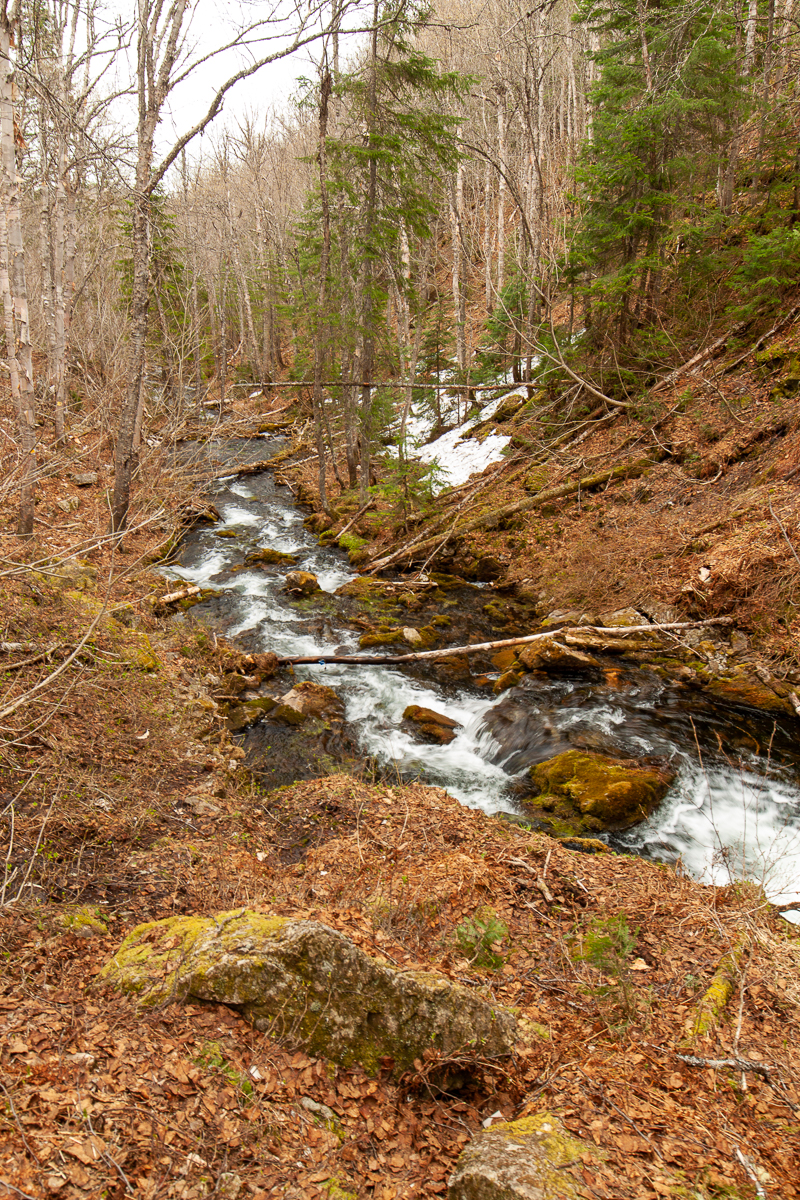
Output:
top-left (396, 385), bottom-right (526, 493)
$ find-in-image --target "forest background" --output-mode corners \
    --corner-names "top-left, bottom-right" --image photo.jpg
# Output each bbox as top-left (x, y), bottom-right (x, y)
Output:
top-left (2, 0), bottom-right (799, 538)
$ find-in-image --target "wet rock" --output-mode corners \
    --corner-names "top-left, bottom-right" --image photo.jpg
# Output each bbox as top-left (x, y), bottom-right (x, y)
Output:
top-left (493, 669), bottom-right (523, 695)
top-left (476, 555), bottom-right (504, 582)
top-left (216, 528), bottom-right (239, 539)
top-left (540, 609), bottom-right (597, 629)
top-left (99, 910), bottom-right (520, 1075)
top-left (518, 637), bottom-right (600, 675)
top-left (72, 471), bottom-right (98, 487)
top-left (526, 749), bottom-right (674, 831)
top-left (284, 570), bottom-right (321, 595)
top-left (691, 665), bottom-right (794, 715)
top-left (225, 697), bottom-right (277, 732)
top-left (598, 607), bottom-right (643, 628)
top-left (273, 681), bottom-right (344, 724)
top-left (402, 704), bottom-right (462, 745)
top-left (448, 1111), bottom-right (594, 1199)
top-left (244, 547), bottom-right (298, 566)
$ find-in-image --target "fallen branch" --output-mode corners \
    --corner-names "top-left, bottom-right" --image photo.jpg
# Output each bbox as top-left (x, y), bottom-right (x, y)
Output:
top-left (277, 617), bottom-right (733, 666)
top-left (508, 857), bottom-right (555, 903)
top-left (335, 501), bottom-right (373, 542)
top-left (734, 1147), bottom-right (769, 1200)
top-left (367, 452), bottom-right (667, 572)
top-left (651, 321), bottom-right (749, 394)
top-left (723, 301), bottom-right (800, 375)
top-left (675, 1053), bottom-right (773, 1081)
top-left (684, 937), bottom-right (748, 1042)
top-left (156, 584), bottom-right (201, 607)
top-left (3, 646), bottom-right (64, 672)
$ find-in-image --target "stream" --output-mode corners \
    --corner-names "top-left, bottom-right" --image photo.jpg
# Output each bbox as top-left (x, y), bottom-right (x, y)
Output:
top-left (167, 436), bottom-right (800, 911)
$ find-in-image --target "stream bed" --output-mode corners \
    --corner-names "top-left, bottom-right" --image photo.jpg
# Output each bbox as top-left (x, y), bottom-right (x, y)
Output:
top-left (167, 437), bottom-right (800, 909)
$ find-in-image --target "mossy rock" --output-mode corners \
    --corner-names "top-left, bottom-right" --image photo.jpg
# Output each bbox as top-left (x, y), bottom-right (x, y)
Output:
top-left (493, 669), bottom-right (523, 694)
top-left (29, 556), bottom-right (97, 593)
top-left (527, 750), bottom-right (674, 831)
top-left (284, 571), bottom-right (321, 595)
top-left (215, 528), bottom-right (239, 539)
top-left (99, 910), bottom-right (520, 1076)
top-left (57, 907), bottom-right (108, 938)
top-left (402, 704), bottom-right (462, 745)
top-left (244, 547), bottom-right (298, 566)
top-left (448, 1111), bottom-right (599, 1199)
top-left (225, 696), bottom-right (277, 733)
top-left (692, 666), bottom-right (794, 715)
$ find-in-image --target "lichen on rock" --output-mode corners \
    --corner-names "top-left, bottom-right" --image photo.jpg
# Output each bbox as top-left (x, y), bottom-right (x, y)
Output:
top-left (447, 1111), bottom-right (597, 1199)
top-left (99, 910), bottom-right (520, 1076)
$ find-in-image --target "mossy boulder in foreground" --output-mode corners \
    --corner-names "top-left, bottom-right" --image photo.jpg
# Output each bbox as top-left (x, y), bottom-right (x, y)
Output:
top-left (525, 749), bottom-right (674, 833)
top-left (447, 1111), bottom-right (596, 1199)
top-left (99, 910), bottom-right (519, 1076)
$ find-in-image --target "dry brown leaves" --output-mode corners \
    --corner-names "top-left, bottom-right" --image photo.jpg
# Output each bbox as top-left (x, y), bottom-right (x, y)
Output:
top-left (4, 777), bottom-right (797, 1199)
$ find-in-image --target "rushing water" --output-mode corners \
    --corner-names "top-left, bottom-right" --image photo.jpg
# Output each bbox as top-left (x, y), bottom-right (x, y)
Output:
top-left (168, 438), bottom-right (800, 909)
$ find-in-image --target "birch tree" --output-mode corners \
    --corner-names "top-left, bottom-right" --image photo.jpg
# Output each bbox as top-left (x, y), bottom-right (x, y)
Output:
top-left (1, 0), bottom-right (36, 536)
top-left (110, 0), bottom-right (365, 534)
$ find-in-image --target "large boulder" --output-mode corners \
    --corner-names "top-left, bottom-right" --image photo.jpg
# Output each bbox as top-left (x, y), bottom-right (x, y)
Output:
top-left (402, 704), bottom-right (462, 745)
top-left (448, 1112), bottom-right (592, 1200)
top-left (99, 910), bottom-right (519, 1076)
top-left (284, 570), bottom-right (321, 595)
top-left (527, 749), bottom-right (674, 831)
top-left (518, 637), bottom-right (599, 675)
top-left (271, 681), bottom-right (344, 725)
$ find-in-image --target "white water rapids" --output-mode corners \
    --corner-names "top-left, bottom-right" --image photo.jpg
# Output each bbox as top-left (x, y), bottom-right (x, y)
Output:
top-left (167, 438), bottom-right (800, 913)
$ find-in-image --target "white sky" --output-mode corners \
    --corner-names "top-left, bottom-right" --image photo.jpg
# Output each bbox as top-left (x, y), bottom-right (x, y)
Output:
top-left (102, 0), bottom-right (370, 178)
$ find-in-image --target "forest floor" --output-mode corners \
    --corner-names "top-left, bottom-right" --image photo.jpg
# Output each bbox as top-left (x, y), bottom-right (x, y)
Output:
top-left (2, 332), bottom-right (800, 1200)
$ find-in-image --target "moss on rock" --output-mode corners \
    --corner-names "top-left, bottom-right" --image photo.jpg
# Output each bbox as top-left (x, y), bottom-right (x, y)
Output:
top-left (448, 1110), bottom-right (598, 1199)
top-left (99, 910), bottom-right (520, 1076)
top-left (526, 750), bottom-right (674, 831)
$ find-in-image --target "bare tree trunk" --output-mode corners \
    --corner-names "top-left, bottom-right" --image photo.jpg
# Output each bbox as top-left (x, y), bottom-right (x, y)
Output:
top-left (357, 0), bottom-right (379, 505)
top-left (111, 0), bottom-right (188, 533)
top-left (312, 67), bottom-right (333, 512)
top-left (0, 4), bottom-right (37, 537)
top-left (496, 86), bottom-right (506, 302)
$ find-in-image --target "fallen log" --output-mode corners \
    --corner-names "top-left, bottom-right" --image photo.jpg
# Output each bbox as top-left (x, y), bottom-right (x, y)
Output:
top-left (277, 617), bottom-right (732, 666)
top-left (155, 585), bottom-right (201, 607)
top-left (366, 452), bottom-right (667, 572)
top-left (650, 321), bottom-right (749, 394)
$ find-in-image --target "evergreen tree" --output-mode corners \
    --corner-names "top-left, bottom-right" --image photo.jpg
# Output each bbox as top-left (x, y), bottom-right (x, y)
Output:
top-left (570, 0), bottom-right (747, 358)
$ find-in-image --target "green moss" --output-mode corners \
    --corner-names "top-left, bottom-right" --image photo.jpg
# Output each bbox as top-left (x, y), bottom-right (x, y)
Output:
top-left (337, 533), bottom-right (367, 553)
top-left (528, 750), bottom-right (673, 828)
top-left (244, 547), bottom-right (298, 565)
top-left (58, 907), bottom-right (108, 937)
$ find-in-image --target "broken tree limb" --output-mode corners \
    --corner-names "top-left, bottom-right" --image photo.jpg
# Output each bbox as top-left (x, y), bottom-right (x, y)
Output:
top-left (366, 452), bottom-right (667, 572)
top-left (156, 585), bottom-right (201, 607)
top-left (675, 1054), bottom-right (773, 1082)
top-left (684, 937), bottom-right (748, 1043)
top-left (650, 321), bottom-right (750, 394)
top-left (276, 617), bottom-right (733, 666)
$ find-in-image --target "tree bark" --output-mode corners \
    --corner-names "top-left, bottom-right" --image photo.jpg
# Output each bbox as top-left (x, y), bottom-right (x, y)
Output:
top-left (0, 3), bottom-right (37, 537)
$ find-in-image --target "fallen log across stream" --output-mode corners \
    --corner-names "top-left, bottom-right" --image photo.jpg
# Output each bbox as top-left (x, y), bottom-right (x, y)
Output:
top-left (277, 617), bottom-right (733, 665)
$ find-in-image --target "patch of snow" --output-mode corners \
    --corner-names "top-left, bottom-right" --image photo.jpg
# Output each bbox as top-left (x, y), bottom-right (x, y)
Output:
top-left (393, 384), bottom-right (528, 493)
